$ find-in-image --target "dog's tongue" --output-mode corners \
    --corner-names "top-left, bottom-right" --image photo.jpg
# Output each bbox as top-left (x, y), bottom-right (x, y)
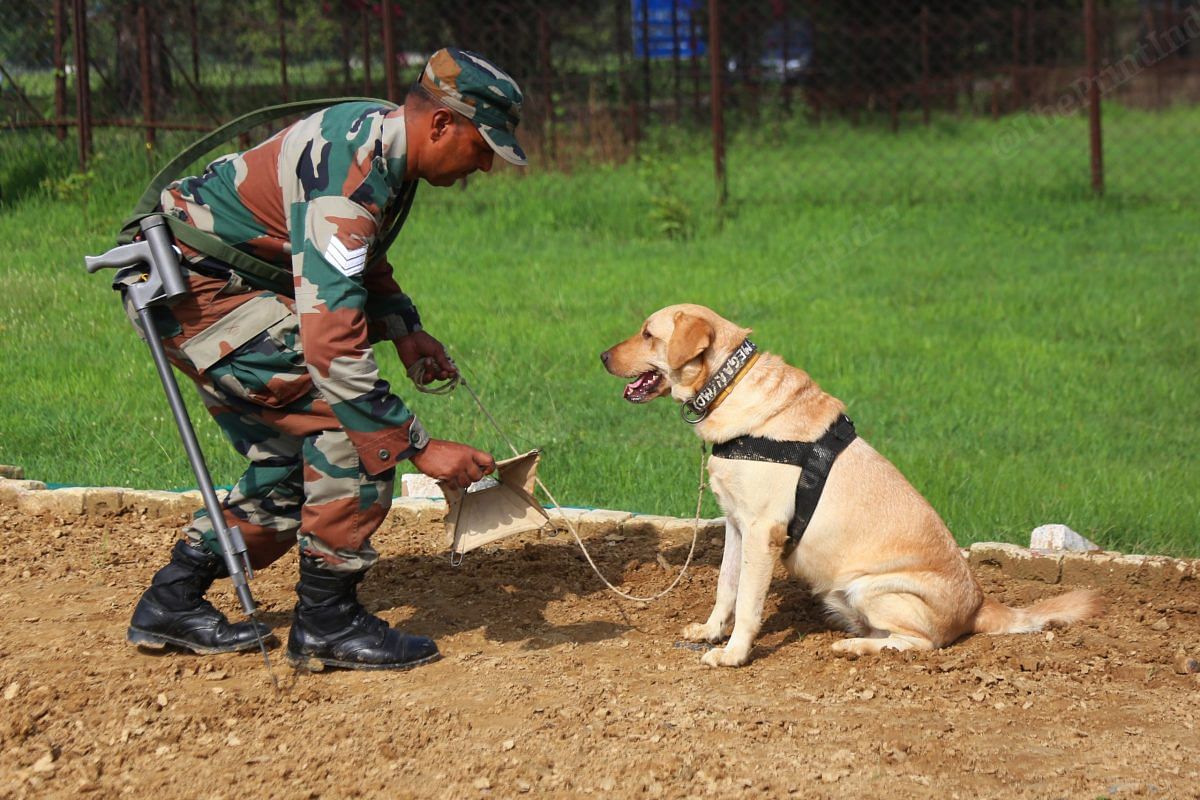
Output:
top-left (623, 370), bottom-right (658, 400)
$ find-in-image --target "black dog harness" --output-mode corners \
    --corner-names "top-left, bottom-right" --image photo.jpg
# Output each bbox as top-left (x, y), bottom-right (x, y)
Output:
top-left (711, 414), bottom-right (857, 553)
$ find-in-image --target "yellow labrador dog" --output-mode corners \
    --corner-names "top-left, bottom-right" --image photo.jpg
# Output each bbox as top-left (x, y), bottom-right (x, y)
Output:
top-left (601, 304), bottom-right (1102, 668)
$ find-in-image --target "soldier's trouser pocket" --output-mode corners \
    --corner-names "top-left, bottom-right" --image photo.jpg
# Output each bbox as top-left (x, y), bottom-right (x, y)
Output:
top-left (179, 294), bottom-right (313, 409)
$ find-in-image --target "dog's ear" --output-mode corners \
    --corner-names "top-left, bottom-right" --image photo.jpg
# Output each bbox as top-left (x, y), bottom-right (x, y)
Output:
top-left (667, 312), bottom-right (714, 370)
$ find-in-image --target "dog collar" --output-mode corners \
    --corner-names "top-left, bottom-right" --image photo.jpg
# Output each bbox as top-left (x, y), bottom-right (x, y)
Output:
top-left (682, 339), bottom-right (760, 425)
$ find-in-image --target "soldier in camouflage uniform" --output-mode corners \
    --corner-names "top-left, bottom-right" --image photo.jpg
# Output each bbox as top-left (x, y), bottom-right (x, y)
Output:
top-left (126, 48), bottom-right (527, 671)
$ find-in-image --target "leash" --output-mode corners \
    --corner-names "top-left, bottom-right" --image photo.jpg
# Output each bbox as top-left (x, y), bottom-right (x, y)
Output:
top-left (407, 357), bottom-right (705, 603)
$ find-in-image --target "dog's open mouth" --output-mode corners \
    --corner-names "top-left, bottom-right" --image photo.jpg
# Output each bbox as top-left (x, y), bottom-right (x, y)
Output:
top-left (623, 370), bottom-right (663, 403)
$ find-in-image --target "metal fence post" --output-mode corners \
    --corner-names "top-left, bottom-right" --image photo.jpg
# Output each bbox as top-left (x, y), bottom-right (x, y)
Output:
top-left (72, 0), bottom-right (92, 171)
top-left (137, 2), bottom-right (156, 155)
top-left (1012, 7), bottom-right (1023, 109)
top-left (616, 0), bottom-right (639, 146)
top-left (781, 0), bottom-right (792, 113)
top-left (54, 0), bottom-right (68, 141)
top-left (641, 0), bottom-right (652, 117)
top-left (277, 0), bottom-right (290, 102)
top-left (920, 5), bottom-right (931, 124)
top-left (709, 0), bottom-right (727, 209)
top-left (361, 4), bottom-right (372, 96)
top-left (1084, 0), bottom-right (1104, 195)
top-left (189, 0), bottom-right (200, 85)
top-left (690, 9), bottom-right (701, 122)
top-left (538, 7), bottom-right (556, 160)
top-left (382, 0), bottom-right (398, 103)
top-left (671, 0), bottom-right (682, 121)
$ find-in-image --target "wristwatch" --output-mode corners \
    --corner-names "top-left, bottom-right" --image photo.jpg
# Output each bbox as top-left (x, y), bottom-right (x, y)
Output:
top-left (409, 418), bottom-right (431, 451)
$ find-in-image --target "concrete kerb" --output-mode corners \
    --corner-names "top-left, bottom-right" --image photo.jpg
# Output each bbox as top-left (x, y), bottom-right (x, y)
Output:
top-left (1, 476), bottom-right (1195, 589)
top-left (968, 542), bottom-right (1198, 591)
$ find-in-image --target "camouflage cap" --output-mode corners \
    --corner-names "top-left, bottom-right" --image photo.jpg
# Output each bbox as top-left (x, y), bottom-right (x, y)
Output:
top-left (419, 48), bottom-right (527, 166)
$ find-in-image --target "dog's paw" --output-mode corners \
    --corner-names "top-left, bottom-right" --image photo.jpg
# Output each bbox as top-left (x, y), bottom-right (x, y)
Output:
top-left (699, 646), bottom-right (749, 668)
top-left (829, 639), bottom-right (862, 659)
top-left (681, 622), bottom-right (725, 643)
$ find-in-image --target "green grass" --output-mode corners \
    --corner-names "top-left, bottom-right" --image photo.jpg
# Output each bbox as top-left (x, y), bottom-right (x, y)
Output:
top-left (1, 107), bottom-right (1197, 556)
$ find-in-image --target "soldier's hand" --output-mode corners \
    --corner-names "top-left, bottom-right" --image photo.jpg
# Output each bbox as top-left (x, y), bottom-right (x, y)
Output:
top-left (411, 439), bottom-right (496, 490)
top-left (395, 331), bottom-right (457, 383)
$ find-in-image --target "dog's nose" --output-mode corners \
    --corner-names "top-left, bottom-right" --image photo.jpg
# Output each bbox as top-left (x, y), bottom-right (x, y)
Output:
top-left (600, 349), bottom-right (611, 366)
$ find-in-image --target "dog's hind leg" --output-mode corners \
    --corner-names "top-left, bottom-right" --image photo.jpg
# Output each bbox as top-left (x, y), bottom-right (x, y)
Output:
top-left (828, 580), bottom-right (944, 656)
top-left (700, 521), bottom-right (780, 667)
top-left (682, 518), bottom-right (742, 643)
top-left (831, 632), bottom-right (935, 656)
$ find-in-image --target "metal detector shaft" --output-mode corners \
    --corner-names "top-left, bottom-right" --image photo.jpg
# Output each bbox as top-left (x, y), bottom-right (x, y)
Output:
top-left (135, 305), bottom-right (257, 616)
top-left (86, 217), bottom-right (257, 617)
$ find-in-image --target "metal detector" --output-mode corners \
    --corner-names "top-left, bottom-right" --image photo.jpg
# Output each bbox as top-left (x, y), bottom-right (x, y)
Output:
top-left (85, 217), bottom-right (275, 675)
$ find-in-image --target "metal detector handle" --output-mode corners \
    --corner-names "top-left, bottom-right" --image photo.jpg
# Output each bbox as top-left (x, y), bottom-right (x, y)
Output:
top-left (138, 216), bottom-right (188, 300)
top-left (83, 216), bottom-right (187, 303)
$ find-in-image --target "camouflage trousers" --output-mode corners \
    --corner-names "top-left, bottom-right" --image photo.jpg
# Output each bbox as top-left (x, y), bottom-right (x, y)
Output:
top-left (131, 268), bottom-right (394, 573)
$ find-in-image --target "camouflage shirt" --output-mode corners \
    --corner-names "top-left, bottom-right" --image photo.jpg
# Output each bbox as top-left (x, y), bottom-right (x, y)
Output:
top-left (161, 101), bottom-right (426, 475)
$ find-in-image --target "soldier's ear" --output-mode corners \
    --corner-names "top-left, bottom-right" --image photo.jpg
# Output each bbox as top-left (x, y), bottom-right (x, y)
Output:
top-left (429, 107), bottom-right (454, 141)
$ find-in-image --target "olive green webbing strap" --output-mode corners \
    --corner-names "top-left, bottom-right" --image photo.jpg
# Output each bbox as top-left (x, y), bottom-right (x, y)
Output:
top-left (118, 97), bottom-right (401, 294)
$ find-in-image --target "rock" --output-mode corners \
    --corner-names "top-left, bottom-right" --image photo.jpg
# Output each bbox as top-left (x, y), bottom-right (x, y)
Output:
top-left (1030, 524), bottom-right (1099, 552)
top-left (83, 488), bottom-right (125, 517)
top-left (386, 498), bottom-right (448, 529)
top-left (1015, 655), bottom-right (1042, 672)
top-left (32, 753), bottom-right (56, 773)
top-left (0, 478), bottom-right (45, 506)
top-left (121, 489), bottom-right (196, 520)
top-left (820, 769), bottom-right (849, 783)
top-left (400, 473), bottom-right (445, 499)
top-left (659, 515), bottom-right (707, 541)
top-left (1173, 650), bottom-right (1200, 675)
top-left (0, 465), bottom-right (25, 480)
top-left (18, 487), bottom-right (88, 517)
top-left (473, 777), bottom-right (491, 790)
top-left (577, 509), bottom-right (632, 538)
top-left (3, 682), bottom-right (19, 700)
top-left (620, 515), bottom-right (677, 539)
top-left (501, 739), bottom-right (515, 751)
top-left (1150, 618), bottom-right (1170, 632)
top-left (969, 542), bottom-right (1062, 583)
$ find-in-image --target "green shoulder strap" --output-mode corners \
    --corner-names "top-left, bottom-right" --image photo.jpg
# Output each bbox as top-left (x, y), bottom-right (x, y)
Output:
top-left (118, 97), bottom-right (401, 294)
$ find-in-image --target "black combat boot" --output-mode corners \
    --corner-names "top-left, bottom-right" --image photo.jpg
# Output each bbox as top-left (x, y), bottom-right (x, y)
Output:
top-left (286, 555), bottom-right (440, 671)
top-left (127, 539), bottom-right (275, 654)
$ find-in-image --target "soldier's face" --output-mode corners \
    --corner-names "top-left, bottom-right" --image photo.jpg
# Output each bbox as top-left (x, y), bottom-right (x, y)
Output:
top-left (423, 112), bottom-right (495, 186)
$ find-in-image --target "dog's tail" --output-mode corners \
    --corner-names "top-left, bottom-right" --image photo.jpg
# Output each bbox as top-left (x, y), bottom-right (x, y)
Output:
top-left (972, 590), bottom-right (1104, 635)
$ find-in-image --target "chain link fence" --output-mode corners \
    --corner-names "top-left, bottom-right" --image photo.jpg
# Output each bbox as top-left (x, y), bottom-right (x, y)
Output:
top-left (2, 0), bottom-right (1197, 203)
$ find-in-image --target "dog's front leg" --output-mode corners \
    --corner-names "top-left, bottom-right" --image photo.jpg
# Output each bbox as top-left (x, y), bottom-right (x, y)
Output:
top-left (682, 518), bottom-right (741, 643)
top-left (700, 519), bottom-right (776, 668)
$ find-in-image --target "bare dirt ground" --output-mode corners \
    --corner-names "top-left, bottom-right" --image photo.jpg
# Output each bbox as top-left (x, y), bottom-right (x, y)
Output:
top-left (0, 506), bottom-right (1197, 800)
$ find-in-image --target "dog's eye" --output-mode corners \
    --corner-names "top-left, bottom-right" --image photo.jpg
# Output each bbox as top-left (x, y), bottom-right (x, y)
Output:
top-left (641, 329), bottom-right (651, 339)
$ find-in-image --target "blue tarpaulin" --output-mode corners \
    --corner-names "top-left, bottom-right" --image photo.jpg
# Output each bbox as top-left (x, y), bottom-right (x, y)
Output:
top-left (631, 0), bottom-right (707, 59)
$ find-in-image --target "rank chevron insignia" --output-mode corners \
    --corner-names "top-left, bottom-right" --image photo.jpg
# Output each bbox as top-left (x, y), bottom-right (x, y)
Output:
top-left (324, 238), bottom-right (369, 277)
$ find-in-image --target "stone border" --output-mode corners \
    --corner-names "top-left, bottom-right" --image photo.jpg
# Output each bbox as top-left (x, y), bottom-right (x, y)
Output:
top-left (2, 474), bottom-right (1195, 589)
top-left (967, 541), bottom-right (1197, 590)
